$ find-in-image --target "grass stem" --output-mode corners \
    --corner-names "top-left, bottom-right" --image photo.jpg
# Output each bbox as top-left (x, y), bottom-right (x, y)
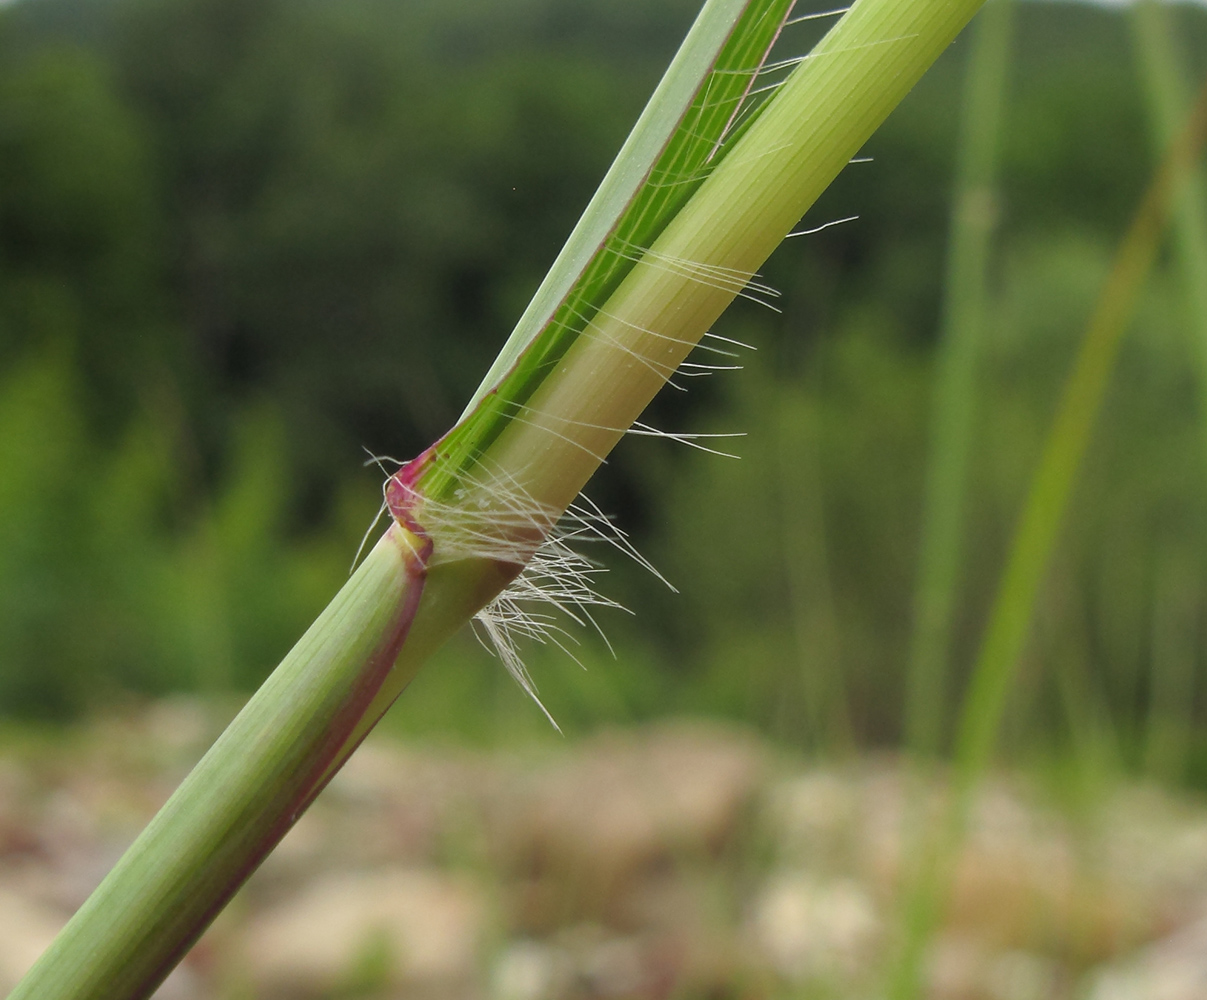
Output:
top-left (905, 0), bottom-right (1013, 759)
top-left (887, 70), bottom-right (1207, 1000)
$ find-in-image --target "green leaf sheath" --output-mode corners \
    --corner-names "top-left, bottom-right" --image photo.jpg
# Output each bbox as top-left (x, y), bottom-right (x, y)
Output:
top-left (430, 0), bottom-right (796, 502)
top-left (10, 527), bottom-right (426, 1000)
top-left (438, 0), bottom-right (992, 519)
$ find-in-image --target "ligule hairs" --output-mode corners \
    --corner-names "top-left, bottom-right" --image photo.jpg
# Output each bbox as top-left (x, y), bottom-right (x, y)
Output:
top-left (370, 457), bottom-right (672, 728)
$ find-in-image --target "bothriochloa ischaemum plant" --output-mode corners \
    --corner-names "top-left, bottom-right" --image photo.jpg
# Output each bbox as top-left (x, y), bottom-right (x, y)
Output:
top-left (13, 0), bottom-right (988, 996)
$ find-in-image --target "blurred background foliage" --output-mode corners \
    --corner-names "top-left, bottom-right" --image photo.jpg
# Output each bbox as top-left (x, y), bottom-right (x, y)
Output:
top-left (2, 0), bottom-right (1207, 780)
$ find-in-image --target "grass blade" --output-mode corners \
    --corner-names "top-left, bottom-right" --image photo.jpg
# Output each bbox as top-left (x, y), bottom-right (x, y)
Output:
top-left (905, 0), bottom-right (1014, 759)
top-left (1132, 0), bottom-right (1207, 786)
top-left (444, 0), bottom-right (796, 478)
top-left (422, 0), bottom-right (998, 522)
top-left (1133, 0), bottom-right (1207, 411)
top-left (887, 73), bottom-right (1207, 1000)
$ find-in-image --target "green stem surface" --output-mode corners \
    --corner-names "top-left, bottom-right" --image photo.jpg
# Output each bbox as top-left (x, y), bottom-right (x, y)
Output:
top-left (11, 527), bottom-right (423, 999)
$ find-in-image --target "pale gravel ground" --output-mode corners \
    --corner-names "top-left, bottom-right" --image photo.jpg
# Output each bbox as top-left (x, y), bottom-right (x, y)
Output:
top-left (2, 699), bottom-right (1207, 1000)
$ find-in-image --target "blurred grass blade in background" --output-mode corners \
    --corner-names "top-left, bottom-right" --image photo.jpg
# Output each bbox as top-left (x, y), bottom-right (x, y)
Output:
top-left (905, 0), bottom-right (1013, 760)
top-left (1132, 0), bottom-right (1207, 786)
top-left (1133, 0), bottom-right (1207, 422)
top-left (11, 0), bottom-right (995, 995)
top-left (955, 76), bottom-right (1207, 805)
top-left (888, 71), bottom-right (1207, 1000)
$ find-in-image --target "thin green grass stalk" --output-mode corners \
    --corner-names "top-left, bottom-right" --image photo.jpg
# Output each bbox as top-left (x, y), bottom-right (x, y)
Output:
top-left (1132, 1), bottom-right (1207, 785)
top-left (1133, 0), bottom-right (1207, 430)
top-left (897, 1), bottom-right (1012, 940)
top-left (904, 0), bottom-right (1013, 759)
top-left (887, 76), bottom-right (1207, 1000)
top-left (14, 1), bottom-right (993, 996)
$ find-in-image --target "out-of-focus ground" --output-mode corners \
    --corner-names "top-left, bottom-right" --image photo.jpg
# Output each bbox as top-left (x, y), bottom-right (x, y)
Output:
top-left (4, 701), bottom-right (1207, 1000)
